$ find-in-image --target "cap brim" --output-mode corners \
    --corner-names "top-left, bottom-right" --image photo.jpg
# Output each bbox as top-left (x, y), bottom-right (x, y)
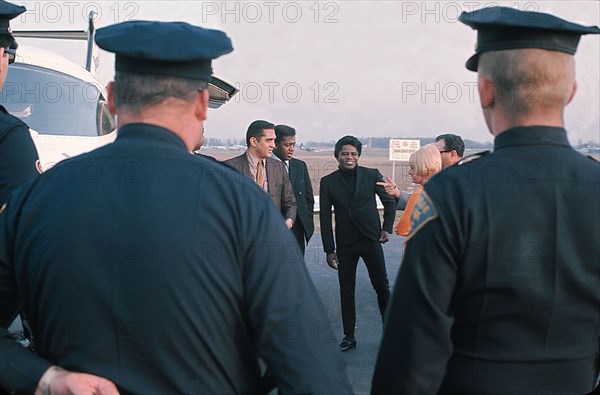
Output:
top-left (465, 53), bottom-right (479, 71)
top-left (208, 76), bottom-right (238, 109)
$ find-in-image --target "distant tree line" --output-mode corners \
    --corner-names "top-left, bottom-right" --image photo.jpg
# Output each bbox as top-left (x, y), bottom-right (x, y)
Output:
top-left (205, 136), bottom-right (598, 150)
top-left (305, 137), bottom-right (494, 149)
top-left (205, 137), bottom-right (246, 147)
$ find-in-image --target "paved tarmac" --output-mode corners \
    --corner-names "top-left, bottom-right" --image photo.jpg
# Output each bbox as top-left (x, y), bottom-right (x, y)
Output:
top-left (303, 233), bottom-right (406, 395)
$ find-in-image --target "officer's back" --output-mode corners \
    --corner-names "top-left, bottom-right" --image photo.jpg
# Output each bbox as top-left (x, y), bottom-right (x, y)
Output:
top-left (373, 7), bottom-right (600, 394)
top-left (0, 20), bottom-right (351, 395)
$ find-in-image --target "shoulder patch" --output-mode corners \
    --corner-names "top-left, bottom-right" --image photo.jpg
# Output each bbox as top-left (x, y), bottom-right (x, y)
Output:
top-left (406, 190), bottom-right (438, 240)
top-left (458, 150), bottom-right (490, 165)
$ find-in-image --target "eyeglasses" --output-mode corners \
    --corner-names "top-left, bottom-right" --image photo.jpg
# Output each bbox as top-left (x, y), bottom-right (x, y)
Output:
top-left (439, 150), bottom-right (452, 154)
top-left (3, 48), bottom-right (16, 64)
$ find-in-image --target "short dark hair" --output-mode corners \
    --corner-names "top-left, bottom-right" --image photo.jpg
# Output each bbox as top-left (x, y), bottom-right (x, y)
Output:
top-left (274, 124), bottom-right (296, 144)
top-left (113, 71), bottom-right (207, 113)
top-left (334, 135), bottom-right (362, 158)
top-left (435, 133), bottom-right (465, 157)
top-left (246, 120), bottom-right (275, 145)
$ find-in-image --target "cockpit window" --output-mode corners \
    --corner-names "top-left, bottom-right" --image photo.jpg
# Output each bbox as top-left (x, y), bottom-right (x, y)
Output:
top-left (1, 63), bottom-right (114, 137)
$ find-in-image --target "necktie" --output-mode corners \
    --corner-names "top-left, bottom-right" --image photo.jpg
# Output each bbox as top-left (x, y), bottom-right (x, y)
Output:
top-left (256, 160), bottom-right (264, 186)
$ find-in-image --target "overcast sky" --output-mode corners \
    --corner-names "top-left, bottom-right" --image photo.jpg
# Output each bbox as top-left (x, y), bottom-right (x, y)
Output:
top-left (13, 1), bottom-right (600, 145)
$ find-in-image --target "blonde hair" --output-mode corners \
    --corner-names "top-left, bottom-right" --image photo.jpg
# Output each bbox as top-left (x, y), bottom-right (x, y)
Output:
top-left (409, 144), bottom-right (442, 178)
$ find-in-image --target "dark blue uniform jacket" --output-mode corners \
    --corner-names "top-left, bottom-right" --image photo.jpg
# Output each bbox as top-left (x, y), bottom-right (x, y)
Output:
top-left (0, 123), bottom-right (352, 395)
top-left (373, 126), bottom-right (600, 395)
top-left (0, 106), bottom-right (38, 204)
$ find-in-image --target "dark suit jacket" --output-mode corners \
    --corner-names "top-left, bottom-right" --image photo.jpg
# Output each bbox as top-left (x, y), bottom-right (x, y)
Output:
top-left (223, 153), bottom-right (296, 222)
top-left (319, 166), bottom-right (396, 253)
top-left (288, 158), bottom-right (314, 242)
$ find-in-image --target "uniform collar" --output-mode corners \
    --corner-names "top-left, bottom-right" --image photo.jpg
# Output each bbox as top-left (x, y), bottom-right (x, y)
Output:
top-left (494, 126), bottom-right (570, 151)
top-left (116, 123), bottom-right (188, 150)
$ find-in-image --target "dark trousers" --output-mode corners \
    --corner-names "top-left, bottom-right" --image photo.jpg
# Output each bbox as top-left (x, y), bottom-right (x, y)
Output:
top-left (291, 219), bottom-right (306, 255)
top-left (337, 238), bottom-right (390, 338)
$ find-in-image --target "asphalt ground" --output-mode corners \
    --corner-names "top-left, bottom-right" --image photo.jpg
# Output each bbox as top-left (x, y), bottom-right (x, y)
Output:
top-left (303, 232), bottom-right (406, 395)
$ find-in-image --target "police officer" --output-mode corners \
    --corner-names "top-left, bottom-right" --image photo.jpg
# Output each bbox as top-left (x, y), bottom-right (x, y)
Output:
top-left (0, 20), bottom-right (352, 394)
top-left (0, 1), bottom-right (39, 205)
top-left (373, 7), bottom-right (600, 394)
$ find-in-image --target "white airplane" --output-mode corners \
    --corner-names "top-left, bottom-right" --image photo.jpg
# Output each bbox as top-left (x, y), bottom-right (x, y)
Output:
top-left (4, 44), bottom-right (117, 170)
top-left (7, 12), bottom-right (237, 170)
top-left (298, 143), bottom-right (315, 152)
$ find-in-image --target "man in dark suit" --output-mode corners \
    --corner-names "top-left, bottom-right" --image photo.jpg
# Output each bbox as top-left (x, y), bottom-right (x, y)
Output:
top-left (273, 124), bottom-right (314, 255)
top-left (0, 21), bottom-right (352, 395)
top-left (224, 120), bottom-right (296, 228)
top-left (372, 7), bottom-right (600, 394)
top-left (434, 133), bottom-right (464, 169)
top-left (320, 135), bottom-right (396, 352)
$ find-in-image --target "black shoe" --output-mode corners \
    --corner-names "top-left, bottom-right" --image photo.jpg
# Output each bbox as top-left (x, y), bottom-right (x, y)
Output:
top-left (339, 336), bottom-right (356, 351)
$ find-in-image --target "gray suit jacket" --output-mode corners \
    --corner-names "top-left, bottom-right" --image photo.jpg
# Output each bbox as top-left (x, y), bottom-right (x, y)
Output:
top-left (223, 153), bottom-right (296, 222)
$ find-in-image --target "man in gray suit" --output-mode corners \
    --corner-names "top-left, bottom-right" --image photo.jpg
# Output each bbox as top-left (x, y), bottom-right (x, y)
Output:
top-left (224, 120), bottom-right (296, 228)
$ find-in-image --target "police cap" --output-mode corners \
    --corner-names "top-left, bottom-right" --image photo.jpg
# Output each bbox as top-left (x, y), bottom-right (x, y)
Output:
top-left (95, 20), bottom-right (233, 81)
top-left (0, 0), bottom-right (25, 36)
top-left (459, 6), bottom-right (600, 71)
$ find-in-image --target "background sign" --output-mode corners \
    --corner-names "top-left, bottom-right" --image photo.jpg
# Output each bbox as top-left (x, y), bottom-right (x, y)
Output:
top-left (389, 139), bottom-right (420, 161)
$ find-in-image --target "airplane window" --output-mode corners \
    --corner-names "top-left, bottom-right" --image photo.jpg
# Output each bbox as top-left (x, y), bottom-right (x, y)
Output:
top-left (98, 97), bottom-right (116, 136)
top-left (1, 64), bottom-right (104, 137)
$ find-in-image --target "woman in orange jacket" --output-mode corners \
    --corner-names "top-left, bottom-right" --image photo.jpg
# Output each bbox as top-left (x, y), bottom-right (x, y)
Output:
top-left (379, 144), bottom-right (442, 236)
